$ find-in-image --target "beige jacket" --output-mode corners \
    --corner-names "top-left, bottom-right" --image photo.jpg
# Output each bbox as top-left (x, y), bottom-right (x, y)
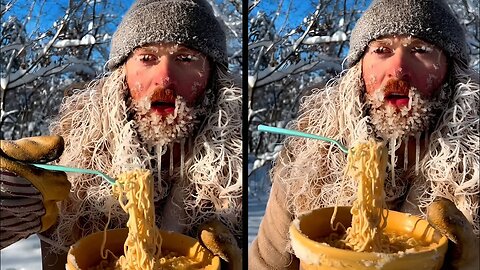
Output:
top-left (248, 178), bottom-right (299, 269)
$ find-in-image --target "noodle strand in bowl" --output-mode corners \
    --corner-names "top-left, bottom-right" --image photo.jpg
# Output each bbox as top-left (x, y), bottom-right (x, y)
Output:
top-left (343, 140), bottom-right (388, 252)
top-left (91, 169), bottom-right (202, 270)
top-left (113, 169), bottom-right (163, 269)
top-left (325, 140), bottom-right (433, 253)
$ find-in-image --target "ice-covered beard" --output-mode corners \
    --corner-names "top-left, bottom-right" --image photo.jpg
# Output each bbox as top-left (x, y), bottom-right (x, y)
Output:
top-left (365, 80), bottom-right (445, 140)
top-left (132, 95), bottom-right (203, 146)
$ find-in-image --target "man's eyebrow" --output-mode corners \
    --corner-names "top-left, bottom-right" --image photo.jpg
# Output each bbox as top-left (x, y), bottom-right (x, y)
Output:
top-left (369, 37), bottom-right (432, 47)
top-left (134, 46), bottom-right (159, 53)
top-left (175, 47), bottom-right (200, 55)
top-left (408, 39), bottom-right (432, 46)
top-left (369, 39), bottom-right (392, 46)
top-left (133, 45), bottom-right (199, 55)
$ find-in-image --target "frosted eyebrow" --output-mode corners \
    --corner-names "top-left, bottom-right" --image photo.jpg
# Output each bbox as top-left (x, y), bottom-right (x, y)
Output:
top-left (369, 38), bottom-right (434, 49)
top-left (134, 46), bottom-right (159, 54)
top-left (369, 39), bottom-right (393, 47)
top-left (176, 47), bottom-right (202, 56)
top-left (134, 45), bottom-right (204, 58)
top-left (409, 40), bottom-right (433, 47)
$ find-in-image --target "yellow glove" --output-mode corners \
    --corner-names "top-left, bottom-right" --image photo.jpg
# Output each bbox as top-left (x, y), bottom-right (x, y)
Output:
top-left (198, 219), bottom-right (242, 270)
top-left (427, 197), bottom-right (479, 270)
top-left (0, 136), bottom-right (70, 249)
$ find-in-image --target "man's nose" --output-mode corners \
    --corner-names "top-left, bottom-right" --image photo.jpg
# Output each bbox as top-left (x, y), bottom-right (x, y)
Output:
top-left (152, 56), bottom-right (176, 89)
top-left (386, 49), bottom-right (412, 82)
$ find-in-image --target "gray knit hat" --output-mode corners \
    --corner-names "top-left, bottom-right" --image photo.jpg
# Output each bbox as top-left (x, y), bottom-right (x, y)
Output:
top-left (108, 0), bottom-right (227, 70)
top-left (347, 0), bottom-right (468, 67)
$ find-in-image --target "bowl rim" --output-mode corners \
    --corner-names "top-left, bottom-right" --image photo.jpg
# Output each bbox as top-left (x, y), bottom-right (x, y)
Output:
top-left (289, 206), bottom-right (449, 260)
top-left (67, 227), bottom-right (221, 269)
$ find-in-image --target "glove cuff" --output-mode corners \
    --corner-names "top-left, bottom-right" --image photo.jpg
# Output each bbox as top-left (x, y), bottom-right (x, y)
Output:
top-left (40, 201), bottom-right (60, 232)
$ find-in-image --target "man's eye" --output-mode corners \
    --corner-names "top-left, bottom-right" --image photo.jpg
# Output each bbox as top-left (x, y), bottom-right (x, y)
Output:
top-left (177, 54), bottom-right (199, 62)
top-left (412, 45), bottom-right (433, 54)
top-left (372, 46), bottom-right (392, 54)
top-left (139, 54), bottom-right (157, 62)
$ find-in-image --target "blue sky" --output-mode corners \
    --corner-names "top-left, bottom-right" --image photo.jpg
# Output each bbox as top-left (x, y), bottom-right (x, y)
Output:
top-left (256, 0), bottom-right (313, 26)
top-left (252, 0), bottom-right (372, 32)
top-left (3, 0), bottom-right (133, 34)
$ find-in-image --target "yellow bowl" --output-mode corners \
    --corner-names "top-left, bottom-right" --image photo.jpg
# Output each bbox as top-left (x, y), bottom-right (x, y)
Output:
top-left (289, 206), bottom-right (448, 270)
top-left (66, 228), bottom-right (221, 270)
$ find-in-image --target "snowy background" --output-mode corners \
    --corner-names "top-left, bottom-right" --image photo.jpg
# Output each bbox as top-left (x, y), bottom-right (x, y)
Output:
top-left (0, 236), bottom-right (41, 270)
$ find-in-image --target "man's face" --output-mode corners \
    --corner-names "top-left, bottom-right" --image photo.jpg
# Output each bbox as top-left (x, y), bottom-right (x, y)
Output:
top-left (361, 35), bottom-right (448, 139)
top-left (125, 43), bottom-right (212, 145)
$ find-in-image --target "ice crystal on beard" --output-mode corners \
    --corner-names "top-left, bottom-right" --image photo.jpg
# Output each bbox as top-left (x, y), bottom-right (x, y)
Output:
top-left (132, 96), bottom-right (201, 147)
top-left (366, 88), bottom-right (439, 141)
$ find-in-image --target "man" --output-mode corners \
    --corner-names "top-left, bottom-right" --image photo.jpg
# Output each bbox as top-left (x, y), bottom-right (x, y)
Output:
top-left (0, 0), bottom-right (242, 268)
top-left (249, 0), bottom-right (479, 269)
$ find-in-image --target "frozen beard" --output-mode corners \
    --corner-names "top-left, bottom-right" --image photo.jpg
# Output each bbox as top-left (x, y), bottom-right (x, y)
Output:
top-left (132, 95), bottom-right (203, 147)
top-left (366, 79), bottom-right (446, 140)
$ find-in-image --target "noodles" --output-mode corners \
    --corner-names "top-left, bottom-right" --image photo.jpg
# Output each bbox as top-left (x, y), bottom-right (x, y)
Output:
top-left (324, 140), bottom-right (433, 253)
top-left (342, 140), bottom-right (388, 252)
top-left (92, 169), bottom-right (200, 270)
top-left (318, 231), bottom-right (433, 254)
top-left (114, 169), bottom-right (163, 269)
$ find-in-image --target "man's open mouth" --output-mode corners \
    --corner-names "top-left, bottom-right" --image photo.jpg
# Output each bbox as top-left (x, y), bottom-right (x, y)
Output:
top-left (151, 101), bottom-right (175, 115)
top-left (383, 79), bottom-right (410, 107)
top-left (385, 93), bottom-right (409, 107)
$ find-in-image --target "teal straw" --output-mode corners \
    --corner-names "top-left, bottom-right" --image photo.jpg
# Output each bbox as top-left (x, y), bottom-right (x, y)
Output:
top-left (32, 163), bottom-right (116, 185)
top-left (257, 124), bottom-right (349, 154)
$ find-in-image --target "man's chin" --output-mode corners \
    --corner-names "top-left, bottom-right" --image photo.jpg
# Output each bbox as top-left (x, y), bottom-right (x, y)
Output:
top-left (136, 120), bottom-right (195, 146)
top-left (133, 110), bottom-right (197, 146)
top-left (132, 97), bottom-right (201, 146)
top-left (366, 87), bottom-right (442, 140)
top-left (369, 106), bottom-right (433, 140)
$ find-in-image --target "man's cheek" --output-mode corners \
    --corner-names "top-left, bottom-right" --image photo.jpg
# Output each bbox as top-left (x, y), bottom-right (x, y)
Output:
top-left (362, 68), bottom-right (381, 94)
top-left (415, 77), bottom-right (438, 99)
top-left (129, 83), bottom-right (145, 100)
top-left (191, 82), bottom-right (204, 97)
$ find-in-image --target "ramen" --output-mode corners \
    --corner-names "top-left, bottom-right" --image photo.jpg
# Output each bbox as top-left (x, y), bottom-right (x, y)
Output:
top-left (90, 169), bottom-right (203, 270)
top-left (325, 140), bottom-right (431, 253)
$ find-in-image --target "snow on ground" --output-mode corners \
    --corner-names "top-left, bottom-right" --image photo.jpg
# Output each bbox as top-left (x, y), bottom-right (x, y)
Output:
top-left (0, 235), bottom-right (41, 270)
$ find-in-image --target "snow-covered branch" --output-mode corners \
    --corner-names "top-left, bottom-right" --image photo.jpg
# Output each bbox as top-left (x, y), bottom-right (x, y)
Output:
top-left (247, 0), bottom-right (368, 163)
top-left (1, 0), bottom-right (127, 139)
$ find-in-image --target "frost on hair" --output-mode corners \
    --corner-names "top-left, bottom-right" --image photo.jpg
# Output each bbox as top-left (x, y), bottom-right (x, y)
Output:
top-left (273, 59), bottom-right (479, 241)
top-left (416, 61), bottom-right (479, 235)
top-left (47, 65), bottom-right (243, 252)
